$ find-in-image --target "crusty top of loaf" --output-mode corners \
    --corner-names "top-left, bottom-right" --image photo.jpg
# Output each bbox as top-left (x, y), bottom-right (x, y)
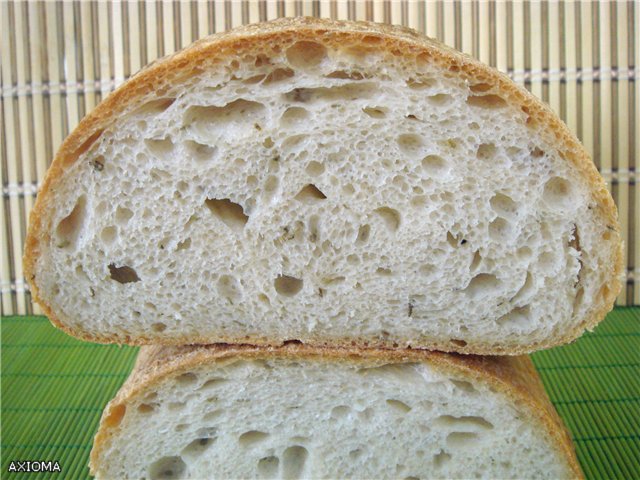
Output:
top-left (90, 343), bottom-right (583, 479)
top-left (24, 17), bottom-right (622, 353)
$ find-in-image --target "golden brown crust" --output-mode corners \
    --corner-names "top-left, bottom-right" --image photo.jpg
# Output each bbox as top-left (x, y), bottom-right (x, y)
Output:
top-left (24, 17), bottom-right (622, 353)
top-left (89, 344), bottom-right (583, 479)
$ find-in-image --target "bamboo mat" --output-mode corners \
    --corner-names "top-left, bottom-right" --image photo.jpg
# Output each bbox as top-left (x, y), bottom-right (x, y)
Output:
top-left (1, 307), bottom-right (638, 479)
top-left (0, 1), bottom-right (638, 314)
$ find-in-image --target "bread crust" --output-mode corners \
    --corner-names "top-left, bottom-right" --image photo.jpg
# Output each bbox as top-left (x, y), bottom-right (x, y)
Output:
top-left (24, 17), bottom-right (623, 353)
top-left (89, 343), bottom-right (583, 479)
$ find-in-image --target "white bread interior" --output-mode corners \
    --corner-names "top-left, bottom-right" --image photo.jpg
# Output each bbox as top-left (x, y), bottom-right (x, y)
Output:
top-left (90, 345), bottom-right (582, 479)
top-left (25, 18), bottom-right (622, 353)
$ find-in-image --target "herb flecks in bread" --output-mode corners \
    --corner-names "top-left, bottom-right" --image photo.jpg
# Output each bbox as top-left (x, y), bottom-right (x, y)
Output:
top-left (25, 18), bottom-right (622, 353)
top-left (89, 344), bottom-right (583, 479)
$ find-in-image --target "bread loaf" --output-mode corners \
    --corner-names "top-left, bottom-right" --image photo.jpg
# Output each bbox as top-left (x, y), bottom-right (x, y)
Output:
top-left (89, 344), bottom-right (582, 479)
top-left (25, 18), bottom-right (622, 353)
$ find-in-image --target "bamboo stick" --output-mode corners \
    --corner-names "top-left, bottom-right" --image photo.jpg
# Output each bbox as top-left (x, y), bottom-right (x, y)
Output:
top-left (15, 1), bottom-right (34, 313)
top-left (495, 1), bottom-right (508, 72)
top-left (634, 1), bottom-right (640, 305)
top-left (614, 1), bottom-right (629, 305)
top-left (564, 1), bottom-right (578, 134)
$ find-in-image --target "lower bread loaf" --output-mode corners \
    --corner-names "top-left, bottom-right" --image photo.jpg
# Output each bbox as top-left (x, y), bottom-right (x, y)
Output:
top-left (90, 344), bottom-right (582, 479)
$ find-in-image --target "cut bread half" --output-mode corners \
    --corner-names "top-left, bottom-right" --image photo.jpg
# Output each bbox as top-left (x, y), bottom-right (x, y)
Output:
top-left (90, 344), bottom-right (582, 479)
top-left (25, 18), bottom-right (622, 353)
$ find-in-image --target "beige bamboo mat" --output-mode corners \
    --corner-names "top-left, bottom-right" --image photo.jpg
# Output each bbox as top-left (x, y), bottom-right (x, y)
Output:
top-left (1, 1), bottom-right (638, 315)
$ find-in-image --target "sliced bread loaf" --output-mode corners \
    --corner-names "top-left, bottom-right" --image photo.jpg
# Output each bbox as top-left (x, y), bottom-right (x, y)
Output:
top-left (25, 18), bottom-right (622, 353)
top-left (90, 343), bottom-right (582, 479)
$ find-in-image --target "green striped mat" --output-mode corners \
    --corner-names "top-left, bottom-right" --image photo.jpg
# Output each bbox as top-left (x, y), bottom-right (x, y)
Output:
top-left (2, 308), bottom-right (638, 479)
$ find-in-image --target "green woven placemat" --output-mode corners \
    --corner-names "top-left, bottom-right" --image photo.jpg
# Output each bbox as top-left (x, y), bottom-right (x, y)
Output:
top-left (2, 309), bottom-right (639, 479)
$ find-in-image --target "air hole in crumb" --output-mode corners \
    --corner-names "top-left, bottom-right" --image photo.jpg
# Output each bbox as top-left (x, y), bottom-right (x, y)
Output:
top-left (218, 275), bottom-right (241, 302)
top-left (196, 426), bottom-right (218, 438)
top-left (489, 217), bottom-right (513, 241)
top-left (100, 226), bottom-right (117, 245)
top-left (205, 198), bottom-right (248, 231)
top-left (185, 99), bottom-right (265, 126)
top-left (356, 224), bottom-right (371, 244)
top-left (263, 137), bottom-right (274, 148)
top-left (185, 140), bottom-right (217, 162)
top-left (450, 339), bottom-right (467, 347)
top-left (512, 272), bottom-right (534, 303)
top-left (411, 195), bottom-right (427, 208)
top-left (133, 98), bottom-right (175, 116)
top-left (69, 129), bottom-right (104, 164)
top-left (517, 246), bottom-right (532, 260)
top-left (282, 446), bottom-right (308, 479)
top-left (182, 437), bottom-right (215, 456)
top-left (145, 137), bottom-right (174, 156)
top-left (446, 231), bottom-right (465, 248)
top-left (363, 106), bottom-right (387, 118)
top-left (420, 264), bottom-right (435, 275)
top-left (305, 161), bottom-right (325, 176)
top-left (543, 177), bottom-right (573, 210)
top-left (349, 449), bottom-right (363, 459)
top-left (331, 405), bottom-right (351, 419)
top-left (421, 155), bottom-right (448, 175)
top-left (263, 176), bottom-right (279, 202)
top-left (376, 267), bottom-right (392, 276)
top-left (176, 238), bottom-right (191, 251)
top-left (286, 41), bottom-right (327, 68)
top-left (470, 251), bottom-right (482, 272)
top-left (104, 404), bottom-right (126, 427)
top-left (199, 378), bottom-right (227, 390)
top-left (108, 264), bottom-right (140, 284)
top-left (257, 456), bottom-right (280, 478)
top-left (451, 380), bottom-right (478, 394)
top-left (407, 77), bottom-right (437, 89)
top-left (274, 275), bottom-right (303, 297)
top-left (151, 322), bottom-right (167, 333)
top-left (264, 68), bottom-right (294, 85)
top-left (386, 399), bottom-right (411, 414)
top-left (470, 83), bottom-right (492, 93)
top-left (397, 134), bottom-right (425, 156)
top-left (426, 93), bottom-right (452, 105)
top-left (497, 305), bottom-right (531, 327)
top-left (436, 415), bottom-right (493, 430)
top-left (137, 403), bottom-right (155, 413)
top-left (490, 193), bottom-right (518, 218)
top-left (239, 430), bottom-right (270, 447)
top-left (253, 54), bottom-right (270, 67)
top-left (374, 207), bottom-right (400, 231)
top-left (433, 450), bottom-right (451, 468)
top-left (476, 143), bottom-right (497, 159)
top-left (573, 286), bottom-right (585, 316)
top-left (115, 206), bottom-right (134, 225)
top-left (55, 195), bottom-right (87, 248)
top-left (322, 276), bottom-right (345, 286)
top-left (203, 410), bottom-right (223, 422)
top-left (281, 106), bottom-right (309, 127)
top-left (242, 73), bottom-right (266, 84)
top-left (148, 456), bottom-right (186, 480)
top-left (446, 431), bottom-right (480, 448)
top-left (362, 34), bottom-right (383, 44)
top-left (463, 274), bottom-right (501, 299)
top-left (294, 184), bottom-right (326, 203)
top-left (176, 373), bottom-right (197, 386)
top-left (531, 147), bottom-right (544, 157)
top-left (326, 70), bottom-right (366, 80)
top-left (466, 94), bottom-right (507, 108)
